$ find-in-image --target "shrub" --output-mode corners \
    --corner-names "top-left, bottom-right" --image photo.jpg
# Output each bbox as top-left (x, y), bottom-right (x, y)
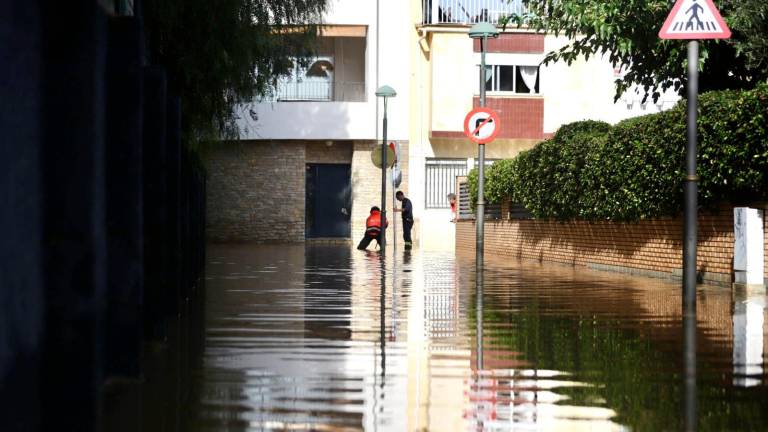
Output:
top-left (468, 84), bottom-right (768, 221)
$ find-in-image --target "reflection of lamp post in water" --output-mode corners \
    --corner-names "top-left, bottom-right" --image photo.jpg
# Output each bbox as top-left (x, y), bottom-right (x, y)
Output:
top-left (375, 85), bottom-right (396, 252)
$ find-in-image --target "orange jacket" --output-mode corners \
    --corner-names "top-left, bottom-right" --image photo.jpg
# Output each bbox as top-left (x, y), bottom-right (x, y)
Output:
top-left (366, 211), bottom-right (388, 232)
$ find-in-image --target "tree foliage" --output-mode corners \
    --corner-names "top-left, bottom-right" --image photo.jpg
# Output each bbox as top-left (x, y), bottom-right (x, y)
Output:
top-left (501, 0), bottom-right (768, 102)
top-left (469, 84), bottom-right (768, 221)
top-left (730, 0), bottom-right (768, 76)
top-left (143, 0), bottom-right (329, 145)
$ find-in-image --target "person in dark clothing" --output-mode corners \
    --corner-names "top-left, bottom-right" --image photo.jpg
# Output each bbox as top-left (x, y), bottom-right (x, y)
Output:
top-left (394, 191), bottom-right (414, 249)
top-left (357, 206), bottom-right (388, 250)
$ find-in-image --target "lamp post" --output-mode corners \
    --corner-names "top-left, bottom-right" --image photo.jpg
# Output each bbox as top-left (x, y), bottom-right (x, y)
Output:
top-left (468, 23), bottom-right (499, 268)
top-left (376, 85), bottom-right (396, 252)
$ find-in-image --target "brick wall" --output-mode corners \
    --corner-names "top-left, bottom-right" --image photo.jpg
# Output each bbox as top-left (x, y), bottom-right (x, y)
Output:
top-left (456, 207), bottom-right (761, 286)
top-left (473, 33), bottom-right (544, 54)
top-left (351, 140), bottom-right (410, 245)
top-left (206, 141), bottom-right (305, 242)
top-left (306, 141), bottom-right (352, 164)
top-left (473, 97), bottom-right (544, 139)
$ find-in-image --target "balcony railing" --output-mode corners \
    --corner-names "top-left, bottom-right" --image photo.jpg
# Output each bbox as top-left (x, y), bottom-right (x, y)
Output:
top-left (421, 0), bottom-right (531, 25)
top-left (269, 80), bottom-right (366, 102)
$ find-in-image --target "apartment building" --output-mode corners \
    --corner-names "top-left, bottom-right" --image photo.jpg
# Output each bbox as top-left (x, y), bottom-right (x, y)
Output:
top-left (206, 0), bottom-right (412, 244)
top-left (412, 0), bottom-right (679, 251)
top-left (206, 0), bottom-right (678, 247)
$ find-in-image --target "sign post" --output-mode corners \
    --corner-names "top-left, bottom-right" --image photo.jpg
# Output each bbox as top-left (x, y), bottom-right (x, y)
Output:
top-left (463, 105), bottom-right (500, 267)
top-left (375, 86), bottom-right (396, 253)
top-left (659, 2), bottom-right (730, 430)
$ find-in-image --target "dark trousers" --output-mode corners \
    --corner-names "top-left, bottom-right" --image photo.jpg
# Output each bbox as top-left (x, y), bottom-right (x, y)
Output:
top-left (357, 230), bottom-right (382, 250)
top-left (402, 219), bottom-right (413, 243)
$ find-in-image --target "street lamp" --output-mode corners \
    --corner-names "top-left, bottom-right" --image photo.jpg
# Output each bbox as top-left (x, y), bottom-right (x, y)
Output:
top-left (468, 22), bottom-right (499, 268)
top-left (376, 85), bottom-right (396, 252)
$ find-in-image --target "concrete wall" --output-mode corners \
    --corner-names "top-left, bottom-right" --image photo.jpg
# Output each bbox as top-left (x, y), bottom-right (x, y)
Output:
top-left (456, 206), bottom-right (768, 286)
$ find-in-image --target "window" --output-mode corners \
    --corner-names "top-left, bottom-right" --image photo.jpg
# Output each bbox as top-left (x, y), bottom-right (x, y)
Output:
top-left (483, 65), bottom-right (540, 94)
top-left (425, 159), bottom-right (468, 209)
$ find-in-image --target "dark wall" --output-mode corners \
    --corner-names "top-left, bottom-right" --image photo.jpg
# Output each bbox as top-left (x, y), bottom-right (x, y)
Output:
top-left (0, 2), bottom-right (207, 431)
top-left (0, 1), bottom-right (44, 430)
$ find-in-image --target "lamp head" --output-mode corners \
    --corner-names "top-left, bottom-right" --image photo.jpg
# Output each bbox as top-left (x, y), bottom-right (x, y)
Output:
top-left (468, 22), bottom-right (499, 39)
top-left (375, 85), bottom-right (397, 98)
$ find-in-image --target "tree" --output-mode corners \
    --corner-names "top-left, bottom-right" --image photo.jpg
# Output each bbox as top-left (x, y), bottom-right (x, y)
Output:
top-left (730, 0), bottom-right (768, 76)
top-left (501, 0), bottom-right (768, 102)
top-left (143, 0), bottom-right (329, 144)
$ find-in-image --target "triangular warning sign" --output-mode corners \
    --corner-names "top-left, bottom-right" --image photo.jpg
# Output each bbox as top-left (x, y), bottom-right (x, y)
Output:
top-left (659, 0), bottom-right (731, 40)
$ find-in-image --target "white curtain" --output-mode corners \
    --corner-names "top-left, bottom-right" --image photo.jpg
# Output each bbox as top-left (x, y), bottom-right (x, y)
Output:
top-left (519, 66), bottom-right (539, 93)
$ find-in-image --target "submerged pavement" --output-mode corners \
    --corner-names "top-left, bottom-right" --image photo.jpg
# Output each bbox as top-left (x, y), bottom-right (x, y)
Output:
top-left (186, 243), bottom-right (768, 431)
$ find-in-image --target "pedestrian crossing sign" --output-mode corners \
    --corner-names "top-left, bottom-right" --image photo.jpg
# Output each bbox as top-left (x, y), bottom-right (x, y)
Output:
top-left (659, 0), bottom-right (731, 40)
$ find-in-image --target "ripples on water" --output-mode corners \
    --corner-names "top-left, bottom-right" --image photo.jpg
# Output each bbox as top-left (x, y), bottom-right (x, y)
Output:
top-left (189, 244), bottom-right (768, 431)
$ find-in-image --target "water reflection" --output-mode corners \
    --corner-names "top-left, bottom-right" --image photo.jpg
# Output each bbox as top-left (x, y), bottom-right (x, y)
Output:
top-left (733, 286), bottom-right (765, 387)
top-left (190, 244), bottom-right (768, 431)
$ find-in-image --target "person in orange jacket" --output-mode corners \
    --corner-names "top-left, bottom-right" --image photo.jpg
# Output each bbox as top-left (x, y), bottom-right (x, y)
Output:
top-left (357, 206), bottom-right (388, 250)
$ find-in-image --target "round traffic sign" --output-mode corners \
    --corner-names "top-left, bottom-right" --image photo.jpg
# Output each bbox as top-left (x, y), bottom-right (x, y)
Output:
top-left (463, 107), bottom-right (500, 144)
top-left (370, 144), bottom-right (396, 168)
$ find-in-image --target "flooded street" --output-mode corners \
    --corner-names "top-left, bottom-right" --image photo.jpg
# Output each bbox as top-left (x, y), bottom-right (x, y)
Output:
top-left (188, 244), bottom-right (768, 431)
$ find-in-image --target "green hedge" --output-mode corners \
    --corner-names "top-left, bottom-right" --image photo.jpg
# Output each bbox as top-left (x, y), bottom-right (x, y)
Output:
top-left (469, 84), bottom-right (768, 221)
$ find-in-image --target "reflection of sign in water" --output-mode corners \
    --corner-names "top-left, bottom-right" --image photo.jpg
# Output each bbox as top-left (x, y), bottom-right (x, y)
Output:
top-left (659, 0), bottom-right (731, 39)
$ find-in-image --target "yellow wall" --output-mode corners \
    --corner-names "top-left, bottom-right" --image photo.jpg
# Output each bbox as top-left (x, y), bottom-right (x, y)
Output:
top-left (429, 33), bottom-right (476, 133)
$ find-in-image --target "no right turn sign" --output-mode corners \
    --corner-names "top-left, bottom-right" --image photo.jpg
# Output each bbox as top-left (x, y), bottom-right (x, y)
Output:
top-left (463, 107), bottom-right (500, 145)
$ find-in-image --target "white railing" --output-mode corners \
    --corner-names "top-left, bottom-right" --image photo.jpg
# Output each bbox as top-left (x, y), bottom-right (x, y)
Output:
top-left (269, 81), bottom-right (366, 102)
top-left (421, 0), bottom-right (531, 25)
top-left (275, 79), bottom-right (333, 101)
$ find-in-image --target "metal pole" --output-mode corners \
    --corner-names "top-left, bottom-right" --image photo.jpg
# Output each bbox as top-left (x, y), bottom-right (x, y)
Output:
top-left (683, 40), bottom-right (698, 432)
top-left (476, 36), bottom-right (486, 268)
top-left (381, 97), bottom-right (388, 251)
top-left (392, 172), bottom-right (397, 252)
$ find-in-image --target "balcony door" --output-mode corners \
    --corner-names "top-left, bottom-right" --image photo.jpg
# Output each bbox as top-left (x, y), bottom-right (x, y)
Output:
top-left (305, 164), bottom-right (351, 238)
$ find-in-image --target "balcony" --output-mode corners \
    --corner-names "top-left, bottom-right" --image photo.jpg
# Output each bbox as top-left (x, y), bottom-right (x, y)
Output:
top-left (421, 0), bottom-right (531, 25)
top-left (272, 77), bottom-right (365, 103)
top-left (267, 35), bottom-right (366, 103)
top-left (239, 34), bottom-right (373, 140)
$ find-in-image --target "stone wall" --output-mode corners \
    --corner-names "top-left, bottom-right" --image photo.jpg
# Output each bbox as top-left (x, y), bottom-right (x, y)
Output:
top-left (306, 140), bottom-right (352, 164)
top-left (351, 140), bottom-right (410, 246)
top-left (207, 140), bottom-right (406, 244)
top-left (206, 141), bottom-right (305, 242)
top-left (456, 206), bottom-right (768, 286)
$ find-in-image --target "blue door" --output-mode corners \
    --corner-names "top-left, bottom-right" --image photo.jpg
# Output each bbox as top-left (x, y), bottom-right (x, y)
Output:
top-left (306, 164), bottom-right (351, 238)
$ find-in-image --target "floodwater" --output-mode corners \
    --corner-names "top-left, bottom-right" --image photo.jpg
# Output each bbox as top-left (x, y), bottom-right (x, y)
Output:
top-left (188, 243), bottom-right (768, 431)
